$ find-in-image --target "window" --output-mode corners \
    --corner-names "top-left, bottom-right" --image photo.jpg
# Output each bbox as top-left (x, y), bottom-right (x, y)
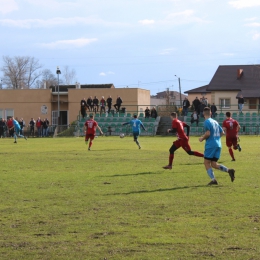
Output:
top-left (5, 109), bottom-right (14, 119)
top-left (219, 99), bottom-right (230, 108)
top-left (0, 109), bottom-right (3, 120)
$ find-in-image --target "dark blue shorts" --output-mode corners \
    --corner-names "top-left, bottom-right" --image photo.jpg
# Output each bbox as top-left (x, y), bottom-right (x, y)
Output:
top-left (133, 132), bottom-right (139, 140)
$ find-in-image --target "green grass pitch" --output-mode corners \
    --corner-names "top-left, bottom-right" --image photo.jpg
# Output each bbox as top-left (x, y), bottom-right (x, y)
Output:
top-left (0, 136), bottom-right (259, 259)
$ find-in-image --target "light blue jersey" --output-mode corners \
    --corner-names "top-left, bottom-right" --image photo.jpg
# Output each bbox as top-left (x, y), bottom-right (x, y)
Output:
top-left (12, 119), bottom-right (21, 131)
top-left (204, 118), bottom-right (222, 149)
top-left (128, 119), bottom-right (144, 134)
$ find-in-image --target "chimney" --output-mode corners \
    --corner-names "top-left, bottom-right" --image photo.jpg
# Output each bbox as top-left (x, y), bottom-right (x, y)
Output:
top-left (237, 69), bottom-right (243, 79)
top-left (76, 82), bottom-right (81, 89)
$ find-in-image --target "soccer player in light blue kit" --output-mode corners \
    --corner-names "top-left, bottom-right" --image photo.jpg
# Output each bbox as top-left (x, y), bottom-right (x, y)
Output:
top-left (10, 117), bottom-right (27, 143)
top-left (122, 115), bottom-right (146, 149)
top-left (199, 107), bottom-right (235, 185)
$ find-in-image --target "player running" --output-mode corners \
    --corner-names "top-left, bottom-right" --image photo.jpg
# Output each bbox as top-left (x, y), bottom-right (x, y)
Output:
top-left (199, 107), bottom-right (235, 185)
top-left (10, 117), bottom-right (27, 143)
top-left (222, 112), bottom-right (241, 161)
top-left (84, 115), bottom-right (103, 151)
top-left (163, 112), bottom-right (204, 170)
top-left (122, 115), bottom-right (146, 149)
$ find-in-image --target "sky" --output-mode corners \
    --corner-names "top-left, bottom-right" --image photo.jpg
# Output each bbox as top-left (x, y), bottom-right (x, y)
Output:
top-left (0, 0), bottom-right (260, 95)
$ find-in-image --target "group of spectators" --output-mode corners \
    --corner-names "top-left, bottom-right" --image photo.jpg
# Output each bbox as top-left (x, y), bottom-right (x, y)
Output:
top-left (29, 117), bottom-right (50, 137)
top-left (0, 117), bottom-right (26, 138)
top-left (144, 107), bottom-right (158, 119)
top-left (0, 117), bottom-right (49, 138)
top-left (80, 95), bottom-right (123, 118)
top-left (182, 96), bottom-right (218, 126)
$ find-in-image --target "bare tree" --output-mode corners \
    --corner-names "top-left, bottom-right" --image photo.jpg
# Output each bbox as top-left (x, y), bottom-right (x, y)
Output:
top-left (38, 69), bottom-right (58, 89)
top-left (1, 56), bottom-right (43, 89)
top-left (25, 57), bottom-right (43, 88)
top-left (62, 65), bottom-right (76, 85)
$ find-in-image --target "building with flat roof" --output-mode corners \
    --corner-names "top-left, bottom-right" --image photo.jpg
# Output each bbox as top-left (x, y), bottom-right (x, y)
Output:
top-left (0, 84), bottom-right (150, 125)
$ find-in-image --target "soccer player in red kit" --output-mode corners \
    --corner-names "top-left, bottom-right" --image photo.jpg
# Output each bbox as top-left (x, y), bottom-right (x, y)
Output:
top-left (84, 115), bottom-right (103, 150)
top-left (222, 112), bottom-right (241, 161)
top-left (163, 112), bottom-right (204, 169)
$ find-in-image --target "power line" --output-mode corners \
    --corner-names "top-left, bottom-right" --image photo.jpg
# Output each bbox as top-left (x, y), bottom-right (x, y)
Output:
top-left (115, 78), bottom-right (209, 88)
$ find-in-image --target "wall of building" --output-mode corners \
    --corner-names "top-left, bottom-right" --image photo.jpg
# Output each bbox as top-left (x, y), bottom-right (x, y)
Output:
top-left (67, 88), bottom-right (150, 122)
top-left (0, 88), bottom-right (150, 124)
top-left (0, 89), bottom-right (52, 124)
top-left (137, 88), bottom-right (151, 113)
top-left (186, 93), bottom-right (212, 106)
top-left (213, 91), bottom-right (259, 112)
top-left (150, 98), bottom-right (166, 106)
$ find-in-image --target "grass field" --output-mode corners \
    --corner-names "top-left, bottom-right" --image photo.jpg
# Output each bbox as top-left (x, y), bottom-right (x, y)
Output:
top-left (0, 135), bottom-right (260, 260)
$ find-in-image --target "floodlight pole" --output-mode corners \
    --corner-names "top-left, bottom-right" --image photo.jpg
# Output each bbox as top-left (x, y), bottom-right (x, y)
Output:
top-left (175, 75), bottom-right (182, 106)
top-left (56, 67), bottom-right (61, 126)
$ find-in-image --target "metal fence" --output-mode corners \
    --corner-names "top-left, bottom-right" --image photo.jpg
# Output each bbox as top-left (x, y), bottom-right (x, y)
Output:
top-left (78, 104), bottom-right (260, 119)
top-left (74, 124), bottom-right (156, 137)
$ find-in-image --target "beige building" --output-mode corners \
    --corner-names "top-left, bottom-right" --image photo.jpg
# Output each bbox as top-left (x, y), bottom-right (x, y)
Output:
top-left (184, 85), bottom-right (211, 106)
top-left (0, 84), bottom-right (150, 125)
top-left (151, 90), bottom-right (187, 107)
top-left (185, 65), bottom-right (260, 113)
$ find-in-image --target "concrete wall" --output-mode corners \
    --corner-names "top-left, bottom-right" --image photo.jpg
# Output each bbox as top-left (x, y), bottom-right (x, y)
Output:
top-left (0, 87), bottom-right (150, 124)
top-left (0, 89), bottom-right (52, 124)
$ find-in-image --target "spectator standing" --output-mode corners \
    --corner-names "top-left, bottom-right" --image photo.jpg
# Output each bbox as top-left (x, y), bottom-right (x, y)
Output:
top-left (0, 118), bottom-right (6, 138)
top-left (114, 96), bottom-right (123, 113)
top-left (182, 97), bottom-right (190, 116)
top-left (192, 97), bottom-right (201, 115)
top-left (199, 102), bottom-right (206, 118)
top-left (145, 107), bottom-right (150, 118)
top-left (151, 107), bottom-right (158, 119)
top-left (210, 103), bottom-right (217, 118)
top-left (29, 118), bottom-right (35, 136)
top-left (100, 96), bottom-right (106, 114)
top-left (80, 98), bottom-right (87, 118)
top-left (19, 118), bottom-right (25, 135)
top-left (36, 117), bottom-right (42, 137)
top-left (106, 95), bottom-right (112, 113)
top-left (190, 111), bottom-right (199, 126)
top-left (42, 118), bottom-right (49, 137)
top-left (7, 118), bottom-right (14, 137)
top-left (93, 96), bottom-right (99, 113)
top-left (87, 96), bottom-right (93, 112)
top-left (3, 119), bottom-right (7, 137)
top-left (238, 94), bottom-right (244, 113)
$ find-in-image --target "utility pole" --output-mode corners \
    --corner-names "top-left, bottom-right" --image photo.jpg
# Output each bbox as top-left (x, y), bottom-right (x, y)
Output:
top-left (175, 75), bottom-right (182, 106)
top-left (166, 87), bottom-right (170, 106)
top-left (56, 66), bottom-right (61, 126)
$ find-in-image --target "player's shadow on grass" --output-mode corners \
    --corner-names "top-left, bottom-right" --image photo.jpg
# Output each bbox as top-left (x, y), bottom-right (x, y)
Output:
top-left (87, 149), bottom-right (127, 152)
top-left (107, 185), bottom-right (207, 195)
top-left (179, 162), bottom-right (203, 166)
top-left (101, 172), bottom-right (159, 177)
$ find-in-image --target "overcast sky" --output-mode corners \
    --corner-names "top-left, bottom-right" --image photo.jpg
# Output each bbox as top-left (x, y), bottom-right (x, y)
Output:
top-left (1, 0), bottom-right (260, 95)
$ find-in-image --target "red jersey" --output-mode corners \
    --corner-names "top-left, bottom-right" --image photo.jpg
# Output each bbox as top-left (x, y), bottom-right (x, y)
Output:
top-left (172, 118), bottom-right (188, 140)
top-left (222, 118), bottom-right (238, 138)
top-left (7, 120), bottom-right (13, 128)
top-left (85, 119), bottom-right (98, 135)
